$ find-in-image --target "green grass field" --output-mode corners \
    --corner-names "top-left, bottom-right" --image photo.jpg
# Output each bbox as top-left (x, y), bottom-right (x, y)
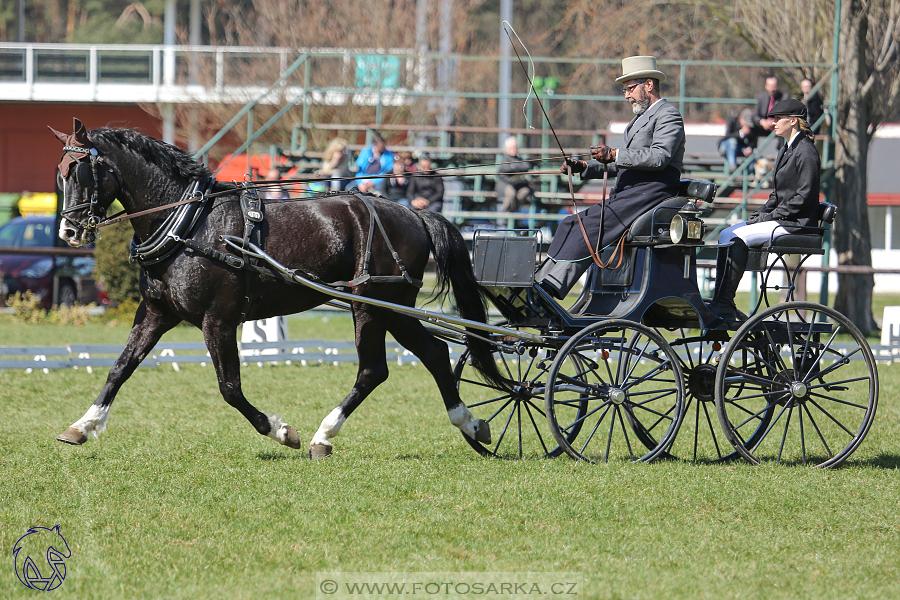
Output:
top-left (2, 314), bottom-right (899, 599)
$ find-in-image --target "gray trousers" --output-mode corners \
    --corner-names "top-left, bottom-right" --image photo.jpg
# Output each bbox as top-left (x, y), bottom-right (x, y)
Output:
top-left (535, 257), bottom-right (591, 299)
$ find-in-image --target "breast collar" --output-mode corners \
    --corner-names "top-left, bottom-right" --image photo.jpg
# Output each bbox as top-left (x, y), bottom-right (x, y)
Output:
top-left (129, 176), bottom-right (214, 266)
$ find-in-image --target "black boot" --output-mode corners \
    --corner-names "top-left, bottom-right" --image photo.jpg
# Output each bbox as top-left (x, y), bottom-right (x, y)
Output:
top-left (705, 239), bottom-right (749, 322)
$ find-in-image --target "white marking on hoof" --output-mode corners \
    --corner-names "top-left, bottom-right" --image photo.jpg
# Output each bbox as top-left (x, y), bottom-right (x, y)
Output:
top-left (62, 404), bottom-right (110, 442)
top-left (309, 444), bottom-right (333, 459)
top-left (266, 415), bottom-right (302, 449)
top-left (447, 405), bottom-right (491, 443)
top-left (447, 404), bottom-right (473, 427)
top-left (310, 407), bottom-right (345, 447)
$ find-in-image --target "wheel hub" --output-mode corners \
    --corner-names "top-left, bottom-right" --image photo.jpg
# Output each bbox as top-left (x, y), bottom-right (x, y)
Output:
top-left (609, 388), bottom-right (627, 405)
top-left (790, 381), bottom-right (809, 399)
top-left (687, 364), bottom-right (718, 403)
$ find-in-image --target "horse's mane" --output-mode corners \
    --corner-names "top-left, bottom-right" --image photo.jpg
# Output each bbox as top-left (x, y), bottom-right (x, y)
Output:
top-left (89, 127), bottom-right (212, 183)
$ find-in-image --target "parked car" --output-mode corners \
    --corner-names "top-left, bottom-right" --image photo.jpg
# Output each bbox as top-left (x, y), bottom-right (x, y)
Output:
top-left (0, 216), bottom-right (99, 308)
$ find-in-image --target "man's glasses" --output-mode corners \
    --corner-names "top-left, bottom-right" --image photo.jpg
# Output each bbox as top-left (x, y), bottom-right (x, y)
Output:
top-left (622, 82), bottom-right (644, 95)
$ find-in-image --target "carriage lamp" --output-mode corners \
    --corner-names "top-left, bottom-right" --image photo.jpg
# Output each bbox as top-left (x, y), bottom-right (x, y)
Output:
top-left (670, 202), bottom-right (704, 244)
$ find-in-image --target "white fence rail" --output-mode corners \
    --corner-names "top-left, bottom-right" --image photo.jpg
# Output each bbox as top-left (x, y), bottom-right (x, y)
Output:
top-left (0, 339), bottom-right (466, 374)
top-left (0, 338), bottom-right (889, 374)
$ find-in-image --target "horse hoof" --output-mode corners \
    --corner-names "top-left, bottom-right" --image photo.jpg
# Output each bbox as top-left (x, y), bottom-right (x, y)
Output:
top-left (473, 419), bottom-right (491, 444)
top-left (57, 427), bottom-right (87, 445)
top-left (281, 425), bottom-right (303, 450)
top-left (309, 444), bottom-right (333, 460)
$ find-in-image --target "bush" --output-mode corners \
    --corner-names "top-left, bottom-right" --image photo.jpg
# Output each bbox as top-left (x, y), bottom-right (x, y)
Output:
top-left (50, 302), bottom-right (97, 326)
top-left (93, 221), bottom-right (141, 305)
top-left (3, 291), bottom-right (96, 325)
top-left (5, 290), bottom-right (47, 323)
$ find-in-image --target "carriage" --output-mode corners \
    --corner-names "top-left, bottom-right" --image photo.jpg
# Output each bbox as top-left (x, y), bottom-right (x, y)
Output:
top-left (220, 176), bottom-right (877, 467)
top-left (449, 179), bottom-right (878, 467)
top-left (52, 121), bottom-right (877, 468)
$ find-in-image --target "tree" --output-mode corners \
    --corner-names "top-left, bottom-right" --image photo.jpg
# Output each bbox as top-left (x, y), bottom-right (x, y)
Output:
top-left (93, 220), bottom-right (142, 305)
top-left (727, 0), bottom-right (900, 333)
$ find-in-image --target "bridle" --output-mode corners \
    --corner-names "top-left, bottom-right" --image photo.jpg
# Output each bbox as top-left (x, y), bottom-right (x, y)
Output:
top-left (58, 142), bottom-right (108, 232)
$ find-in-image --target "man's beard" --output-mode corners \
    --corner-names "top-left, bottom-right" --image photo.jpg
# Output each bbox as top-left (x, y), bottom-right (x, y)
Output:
top-left (632, 96), bottom-right (651, 115)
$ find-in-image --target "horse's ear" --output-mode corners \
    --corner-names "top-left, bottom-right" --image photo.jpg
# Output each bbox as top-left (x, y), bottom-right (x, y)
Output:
top-left (73, 118), bottom-right (90, 146)
top-left (48, 126), bottom-right (69, 145)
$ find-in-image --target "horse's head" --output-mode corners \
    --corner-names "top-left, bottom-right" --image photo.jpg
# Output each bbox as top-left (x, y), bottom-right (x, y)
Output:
top-left (49, 118), bottom-right (120, 247)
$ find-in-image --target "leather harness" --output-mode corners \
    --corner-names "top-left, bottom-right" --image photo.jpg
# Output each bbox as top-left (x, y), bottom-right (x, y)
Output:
top-left (129, 185), bottom-right (422, 321)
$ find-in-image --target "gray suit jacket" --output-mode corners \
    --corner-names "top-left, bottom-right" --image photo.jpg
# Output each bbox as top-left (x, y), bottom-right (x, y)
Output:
top-left (582, 98), bottom-right (685, 180)
top-left (546, 99), bottom-right (686, 263)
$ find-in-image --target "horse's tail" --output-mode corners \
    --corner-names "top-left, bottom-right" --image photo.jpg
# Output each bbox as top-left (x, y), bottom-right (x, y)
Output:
top-left (417, 211), bottom-right (508, 390)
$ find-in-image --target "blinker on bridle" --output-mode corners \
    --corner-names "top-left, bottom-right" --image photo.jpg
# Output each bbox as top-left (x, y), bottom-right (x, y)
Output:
top-left (59, 143), bottom-right (105, 230)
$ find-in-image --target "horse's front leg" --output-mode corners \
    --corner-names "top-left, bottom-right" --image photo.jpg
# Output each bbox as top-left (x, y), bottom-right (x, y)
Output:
top-left (58, 301), bottom-right (181, 445)
top-left (202, 318), bottom-right (302, 450)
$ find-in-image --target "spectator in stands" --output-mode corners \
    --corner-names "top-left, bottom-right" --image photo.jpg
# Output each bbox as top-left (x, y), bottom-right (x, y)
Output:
top-left (262, 167), bottom-right (289, 200)
top-left (717, 108), bottom-right (760, 173)
top-left (799, 78), bottom-right (825, 134)
top-left (405, 155), bottom-right (444, 212)
top-left (398, 151), bottom-right (419, 174)
top-left (754, 75), bottom-right (786, 133)
top-left (706, 99), bottom-right (820, 322)
top-left (317, 137), bottom-right (354, 191)
top-left (381, 157), bottom-right (410, 205)
top-left (496, 136), bottom-right (534, 219)
top-left (354, 133), bottom-right (394, 193)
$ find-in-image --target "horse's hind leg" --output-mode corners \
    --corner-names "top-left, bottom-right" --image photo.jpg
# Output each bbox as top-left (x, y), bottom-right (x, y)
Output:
top-left (58, 301), bottom-right (181, 445)
top-left (202, 318), bottom-right (302, 449)
top-left (386, 315), bottom-right (491, 444)
top-left (309, 307), bottom-right (390, 458)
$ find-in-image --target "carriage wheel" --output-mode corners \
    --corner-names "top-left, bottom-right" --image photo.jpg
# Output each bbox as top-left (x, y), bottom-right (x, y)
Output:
top-left (544, 320), bottom-right (685, 463)
top-left (715, 302), bottom-right (878, 467)
top-left (454, 344), bottom-right (586, 458)
top-left (662, 332), bottom-right (746, 462)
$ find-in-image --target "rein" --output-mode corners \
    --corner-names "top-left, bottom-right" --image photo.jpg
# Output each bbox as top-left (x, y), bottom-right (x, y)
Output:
top-left (92, 162), bottom-right (572, 230)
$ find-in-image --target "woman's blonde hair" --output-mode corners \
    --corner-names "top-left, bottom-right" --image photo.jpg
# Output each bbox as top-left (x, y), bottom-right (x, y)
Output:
top-left (797, 118), bottom-right (815, 141)
top-left (323, 137), bottom-right (348, 160)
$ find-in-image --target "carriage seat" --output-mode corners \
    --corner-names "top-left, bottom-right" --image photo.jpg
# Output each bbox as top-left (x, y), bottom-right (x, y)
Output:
top-left (626, 179), bottom-right (717, 244)
top-left (746, 202), bottom-right (836, 270)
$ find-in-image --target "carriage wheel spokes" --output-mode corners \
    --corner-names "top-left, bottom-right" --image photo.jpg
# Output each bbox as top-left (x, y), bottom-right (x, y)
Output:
top-left (545, 320), bottom-right (685, 463)
top-left (454, 343), bottom-right (585, 458)
top-left (715, 302), bottom-right (878, 468)
top-left (661, 331), bottom-right (770, 462)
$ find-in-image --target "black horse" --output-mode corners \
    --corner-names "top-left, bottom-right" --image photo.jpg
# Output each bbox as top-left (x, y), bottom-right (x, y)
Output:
top-left (51, 119), bottom-right (501, 457)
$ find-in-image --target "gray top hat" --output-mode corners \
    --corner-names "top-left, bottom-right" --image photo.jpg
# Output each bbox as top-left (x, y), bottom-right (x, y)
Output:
top-left (615, 56), bottom-right (667, 84)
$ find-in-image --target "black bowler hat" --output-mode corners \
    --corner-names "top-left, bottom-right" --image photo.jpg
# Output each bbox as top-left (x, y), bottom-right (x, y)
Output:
top-left (767, 98), bottom-right (808, 120)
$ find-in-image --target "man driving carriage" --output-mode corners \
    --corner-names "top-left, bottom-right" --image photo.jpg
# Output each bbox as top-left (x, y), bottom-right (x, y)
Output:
top-left (535, 55), bottom-right (686, 300)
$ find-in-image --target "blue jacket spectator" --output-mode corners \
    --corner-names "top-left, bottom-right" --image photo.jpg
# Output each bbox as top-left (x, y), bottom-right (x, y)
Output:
top-left (354, 134), bottom-right (394, 192)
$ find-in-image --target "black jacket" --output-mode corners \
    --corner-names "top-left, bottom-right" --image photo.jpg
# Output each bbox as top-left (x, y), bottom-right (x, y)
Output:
top-left (748, 134), bottom-right (820, 231)
top-left (406, 170), bottom-right (444, 212)
top-left (717, 115), bottom-right (761, 152)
